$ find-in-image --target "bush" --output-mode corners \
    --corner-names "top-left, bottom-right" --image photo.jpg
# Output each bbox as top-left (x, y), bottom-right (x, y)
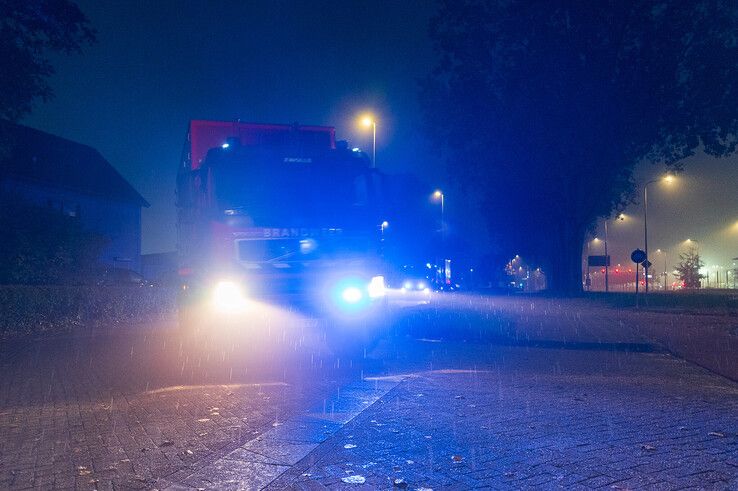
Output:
top-left (0, 193), bottom-right (108, 285)
top-left (0, 285), bottom-right (176, 339)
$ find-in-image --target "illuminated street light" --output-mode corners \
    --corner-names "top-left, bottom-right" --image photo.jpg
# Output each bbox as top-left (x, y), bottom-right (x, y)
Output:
top-left (432, 190), bottom-right (445, 235)
top-left (432, 190), bottom-right (446, 282)
top-left (380, 220), bottom-right (389, 240)
top-left (603, 214), bottom-right (622, 293)
top-left (360, 115), bottom-right (377, 168)
top-left (654, 248), bottom-right (669, 290)
top-left (643, 173), bottom-right (675, 293)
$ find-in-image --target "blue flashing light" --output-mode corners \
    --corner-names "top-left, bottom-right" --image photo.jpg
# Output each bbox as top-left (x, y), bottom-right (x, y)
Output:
top-left (329, 276), bottom-right (378, 314)
top-left (221, 143), bottom-right (230, 149)
top-left (341, 286), bottom-right (363, 304)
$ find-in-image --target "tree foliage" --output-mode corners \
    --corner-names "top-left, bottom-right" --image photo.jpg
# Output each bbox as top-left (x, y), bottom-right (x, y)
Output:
top-left (675, 247), bottom-right (704, 289)
top-left (0, 194), bottom-right (108, 284)
top-left (422, 0), bottom-right (738, 293)
top-left (0, 0), bottom-right (96, 122)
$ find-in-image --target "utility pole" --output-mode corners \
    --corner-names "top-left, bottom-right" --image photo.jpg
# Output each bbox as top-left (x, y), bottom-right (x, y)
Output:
top-left (604, 220), bottom-right (609, 293)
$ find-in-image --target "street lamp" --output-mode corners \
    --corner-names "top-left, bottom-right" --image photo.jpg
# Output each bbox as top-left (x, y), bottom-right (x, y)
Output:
top-left (683, 238), bottom-right (699, 251)
top-left (380, 220), bottom-right (389, 240)
top-left (643, 174), bottom-right (674, 293)
top-left (360, 115), bottom-right (377, 168)
top-left (598, 213), bottom-right (625, 293)
top-left (654, 248), bottom-right (668, 290)
top-left (432, 190), bottom-right (446, 281)
top-left (432, 189), bottom-right (445, 233)
top-left (586, 237), bottom-right (600, 291)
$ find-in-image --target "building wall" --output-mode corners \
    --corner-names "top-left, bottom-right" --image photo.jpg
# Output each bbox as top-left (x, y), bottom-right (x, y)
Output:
top-left (2, 178), bottom-right (143, 272)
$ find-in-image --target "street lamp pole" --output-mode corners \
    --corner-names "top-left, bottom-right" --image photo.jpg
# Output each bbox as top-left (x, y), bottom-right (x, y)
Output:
top-left (371, 121), bottom-right (376, 168)
top-left (604, 220), bottom-right (609, 293)
top-left (643, 175), bottom-right (674, 293)
top-left (661, 249), bottom-right (668, 290)
top-left (433, 190), bottom-right (445, 234)
top-left (431, 190), bottom-right (446, 286)
top-left (586, 240), bottom-right (591, 291)
top-left (644, 180), bottom-right (653, 293)
top-left (440, 192), bottom-right (444, 227)
top-left (360, 116), bottom-right (377, 168)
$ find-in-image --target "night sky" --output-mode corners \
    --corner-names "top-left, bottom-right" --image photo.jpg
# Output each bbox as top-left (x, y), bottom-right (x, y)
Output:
top-left (23, 0), bottom-right (738, 271)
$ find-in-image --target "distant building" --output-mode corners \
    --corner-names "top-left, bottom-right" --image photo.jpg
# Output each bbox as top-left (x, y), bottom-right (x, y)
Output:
top-left (0, 120), bottom-right (149, 272)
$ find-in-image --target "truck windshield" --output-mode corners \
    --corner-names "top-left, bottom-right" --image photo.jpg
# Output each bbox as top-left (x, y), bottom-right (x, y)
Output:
top-left (236, 235), bottom-right (372, 263)
top-left (210, 153), bottom-right (376, 229)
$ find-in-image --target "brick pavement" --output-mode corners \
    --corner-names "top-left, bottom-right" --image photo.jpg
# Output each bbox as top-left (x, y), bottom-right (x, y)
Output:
top-left (271, 344), bottom-right (738, 490)
top-left (0, 316), bottom-right (371, 490)
top-left (2, 294), bottom-right (738, 489)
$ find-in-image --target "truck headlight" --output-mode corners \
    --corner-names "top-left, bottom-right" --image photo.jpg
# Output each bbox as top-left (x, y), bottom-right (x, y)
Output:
top-left (368, 275), bottom-right (386, 298)
top-left (212, 280), bottom-right (248, 313)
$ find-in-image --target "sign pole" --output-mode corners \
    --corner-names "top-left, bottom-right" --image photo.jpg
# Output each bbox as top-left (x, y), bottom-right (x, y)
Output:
top-left (635, 264), bottom-right (639, 294)
top-left (631, 249), bottom-right (646, 307)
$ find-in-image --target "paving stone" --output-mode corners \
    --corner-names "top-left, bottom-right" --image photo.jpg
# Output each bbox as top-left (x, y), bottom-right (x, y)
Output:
top-left (227, 439), bottom-right (318, 466)
top-left (183, 458), bottom-right (288, 490)
top-left (266, 417), bottom-right (343, 444)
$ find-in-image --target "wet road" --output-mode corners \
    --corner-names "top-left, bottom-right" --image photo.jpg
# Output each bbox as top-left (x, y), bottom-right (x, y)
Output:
top-left (1, 294), bottom-right (737, 489)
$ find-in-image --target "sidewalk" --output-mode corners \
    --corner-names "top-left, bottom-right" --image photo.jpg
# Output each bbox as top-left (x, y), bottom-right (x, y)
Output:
top-left (414, 294), bottom-right (738, 382)
top-left (269, 344), bottom-right (738, 489)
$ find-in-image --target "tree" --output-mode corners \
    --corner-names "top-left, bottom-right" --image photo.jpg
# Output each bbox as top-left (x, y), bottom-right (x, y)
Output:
top-left (0, 0), bottom-right (96, 122)
top-left (421, 0), bottom-right (738, 293)
top-left (675, 247), bottom-right (704, 289)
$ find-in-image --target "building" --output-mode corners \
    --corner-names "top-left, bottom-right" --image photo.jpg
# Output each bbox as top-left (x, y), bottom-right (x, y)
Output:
top-left (0, 120), bottom-right (149, 272)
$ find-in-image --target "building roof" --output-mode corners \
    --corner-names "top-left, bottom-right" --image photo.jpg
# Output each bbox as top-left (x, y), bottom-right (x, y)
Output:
top-left (0, 120), bottom-right (149, 207)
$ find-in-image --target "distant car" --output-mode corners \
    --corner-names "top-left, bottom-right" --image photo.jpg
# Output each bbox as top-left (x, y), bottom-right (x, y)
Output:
top-left (389, 277), bottom-right (432, 306)
top-left (400, 278), bottom-right (432, 294)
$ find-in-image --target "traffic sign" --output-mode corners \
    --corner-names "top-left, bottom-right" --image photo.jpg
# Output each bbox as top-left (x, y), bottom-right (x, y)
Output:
top-left (631, 249), bottom-right (646, 263)
top-left (642, 260), bottom-right (652, 269)
top-left (588, 255), bottom-right (610, 267)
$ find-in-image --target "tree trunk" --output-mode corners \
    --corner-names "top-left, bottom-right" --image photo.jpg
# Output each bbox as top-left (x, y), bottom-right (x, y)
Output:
top-left (545, 223), bottom-right (585, 295)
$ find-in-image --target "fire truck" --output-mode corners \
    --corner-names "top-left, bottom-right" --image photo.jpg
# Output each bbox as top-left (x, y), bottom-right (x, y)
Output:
top-left (176, 120), bottom-right (388, 327)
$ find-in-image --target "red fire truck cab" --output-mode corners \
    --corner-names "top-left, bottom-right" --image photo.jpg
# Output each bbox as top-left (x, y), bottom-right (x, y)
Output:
top-left (176, 120), bottom-right (388, 324)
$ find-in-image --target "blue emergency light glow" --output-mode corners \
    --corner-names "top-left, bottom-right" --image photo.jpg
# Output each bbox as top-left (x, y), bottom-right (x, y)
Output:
top-left (330, 276), bottom-right (382, 313)
top-left (341, 286), bottom-right (363, 303)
